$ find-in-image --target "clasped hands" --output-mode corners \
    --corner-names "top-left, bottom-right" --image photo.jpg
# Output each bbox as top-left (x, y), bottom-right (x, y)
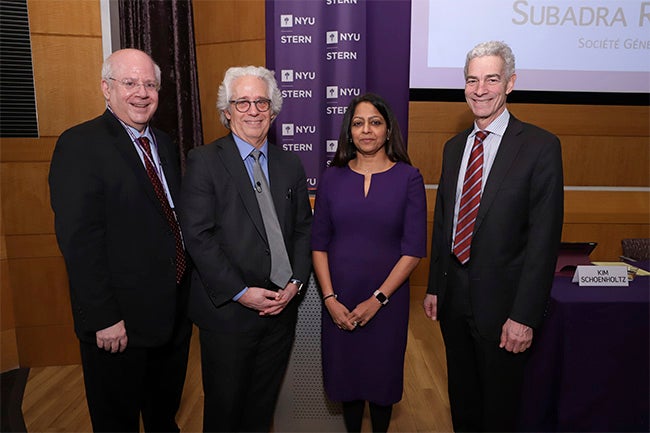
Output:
top-left (326, 296), bottom-right (381, 331)
top-left (238, 281), bottom-right (301, 316)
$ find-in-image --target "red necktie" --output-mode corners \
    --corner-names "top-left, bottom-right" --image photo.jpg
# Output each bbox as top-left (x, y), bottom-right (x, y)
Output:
top-left (138, 137), bottom-right (186, 284)
top-left (453, 131), bottom-right (488, 264)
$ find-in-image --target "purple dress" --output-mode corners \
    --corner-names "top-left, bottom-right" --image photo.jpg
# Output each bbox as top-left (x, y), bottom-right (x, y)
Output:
top-left (311, 162), bottom-right (427, 405)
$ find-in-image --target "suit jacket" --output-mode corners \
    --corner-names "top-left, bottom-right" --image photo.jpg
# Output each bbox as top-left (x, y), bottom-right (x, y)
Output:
top-left (427, 114), bottom-right (564, 339)
top-left (49, 110), bottom-right (186, 347)
top-left (179, 134), bottom-right (312, 332)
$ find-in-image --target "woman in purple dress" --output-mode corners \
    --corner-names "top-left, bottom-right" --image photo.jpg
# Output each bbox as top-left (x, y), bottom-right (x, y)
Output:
top-left (311, 93), bottom-right (427, 432)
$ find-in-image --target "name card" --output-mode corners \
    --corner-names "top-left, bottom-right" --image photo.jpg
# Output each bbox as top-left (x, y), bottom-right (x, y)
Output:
top-left (572, 265), bottom-right (629, 286)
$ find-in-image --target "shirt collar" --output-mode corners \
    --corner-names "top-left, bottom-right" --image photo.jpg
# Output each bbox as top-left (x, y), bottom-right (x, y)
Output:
top-left (473, 109), bottom-right (510, 138)
top-left (107, 106), bottom-right (152, 141)
top-left (232, 133), bottom-right (269, 161)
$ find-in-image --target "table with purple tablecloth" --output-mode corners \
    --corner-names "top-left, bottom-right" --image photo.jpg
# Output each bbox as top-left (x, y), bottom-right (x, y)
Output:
top-left (519, 275), bottom-right (649, 432)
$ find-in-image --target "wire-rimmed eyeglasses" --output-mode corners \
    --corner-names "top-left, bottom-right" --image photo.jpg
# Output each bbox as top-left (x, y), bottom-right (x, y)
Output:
top-left (229, 98), bottom-right (272, 113)
top-left (108, 77), bottom-right (160, 92)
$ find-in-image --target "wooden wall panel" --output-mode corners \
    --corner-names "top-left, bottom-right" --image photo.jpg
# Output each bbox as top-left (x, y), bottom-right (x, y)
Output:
top-left (560, 136), bottom-right (649, 186)
top-left (408, 102), bottom-right (650, 186)
top-left (563, 224), bottom-right (650, 262)
top-left (4, 234), bottom-right (61, 259)
top-left (27, 0), bottom-right (101, 36)
top-left (409, 132), bottom-right (650, 187)
top-left (195, 41), bottom-right (266, 144)
top-left (564, 191), bottom-right (650, 224)
top-left (193, 0), bottom-right (265, 45)
top-left (11, 257), bottom-right (72, 328)
top-left (31, 35), bottom-right (105, 137)
top-left (1, 162), bottom-right (53, 235)
top-left (15, 325), bottom-right (80, 367)
top-left (409, 102), bottom-right (650, 137)
top-left (1, 256), bottom-right (19, 371)
top-left (0, 137), bottom-right (57, 162)
top-left (0, 329), bottom-right (20, 372)
top-left (0, 0), bottom-right (103, 368)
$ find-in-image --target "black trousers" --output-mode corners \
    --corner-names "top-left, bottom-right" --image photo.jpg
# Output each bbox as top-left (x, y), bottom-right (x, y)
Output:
top-left (199, 318), bottom-right (296, 433)
top-left (79, 321), bottom-right (191, 433)
top-left (440, 257), bottom-right (530, 432)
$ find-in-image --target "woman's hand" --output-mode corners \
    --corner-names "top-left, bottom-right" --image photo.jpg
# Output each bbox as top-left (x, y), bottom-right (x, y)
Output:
top-left (349, 297), bottom-right (382, 328)
top-left (325, 298), bottom-right (357, 331)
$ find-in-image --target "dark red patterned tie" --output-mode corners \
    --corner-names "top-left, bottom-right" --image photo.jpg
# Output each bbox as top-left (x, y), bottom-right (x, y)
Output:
top-left (138, 137), bottom-right (186, 284)
top-left (453, 131), bottom-right (488, 264)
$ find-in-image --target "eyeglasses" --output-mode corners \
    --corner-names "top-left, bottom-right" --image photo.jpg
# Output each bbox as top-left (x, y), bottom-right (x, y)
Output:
top-left (108, 77), bottom-right (160, 92)
top-left (229, 98), bottom-right (271, 113)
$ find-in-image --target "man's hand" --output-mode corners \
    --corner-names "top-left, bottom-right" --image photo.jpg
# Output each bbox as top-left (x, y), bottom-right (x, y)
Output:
top-left (423, 294), bottom-right (438, 320)
top-left (96, 320), bottom-right (128, 353)
top-left (260, 281), bottom-right (301, 316)
top-left (499, 318), bottom-right (533, 353)
top-left (238, 287), bottom-right (284, 316)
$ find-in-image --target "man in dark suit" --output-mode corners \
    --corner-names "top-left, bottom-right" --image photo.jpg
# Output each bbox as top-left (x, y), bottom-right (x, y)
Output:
top-left (179, 66), bottom-right (312, 432)
top-left (423, 41), bottom-right (564, 432)
top-left (49, 48), bottom-right (191, 432)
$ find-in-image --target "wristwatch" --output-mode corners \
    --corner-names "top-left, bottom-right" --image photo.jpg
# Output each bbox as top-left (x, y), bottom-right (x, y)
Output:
top-left (373, 290), bottom-right (389, 306)
top-left (290, 278), bottom-right (304, 295)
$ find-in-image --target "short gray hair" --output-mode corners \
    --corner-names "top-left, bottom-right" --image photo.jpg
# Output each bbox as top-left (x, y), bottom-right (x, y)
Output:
top-left (216, 66), bottom-right (283, 129)
top-left (464, 41), bottom-right (516, 81)
top-left (101, 48), bottom-right (161, 84)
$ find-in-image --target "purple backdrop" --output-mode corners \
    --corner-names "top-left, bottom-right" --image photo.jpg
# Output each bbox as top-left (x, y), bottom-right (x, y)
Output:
top-left (266, 0), bottom-right (411, 191)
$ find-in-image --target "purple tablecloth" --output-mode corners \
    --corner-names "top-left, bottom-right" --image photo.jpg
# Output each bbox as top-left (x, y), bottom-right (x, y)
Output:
top-left (519, 276), bottom-right (650, 432)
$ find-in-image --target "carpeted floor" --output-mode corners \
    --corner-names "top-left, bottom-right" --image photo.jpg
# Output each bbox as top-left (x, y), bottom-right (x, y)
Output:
top-left (0, 368), bottom-right (29, 433)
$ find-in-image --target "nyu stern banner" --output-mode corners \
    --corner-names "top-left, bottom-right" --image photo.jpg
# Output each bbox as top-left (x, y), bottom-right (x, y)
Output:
top-left (266, 0), bottom-right (411, 191)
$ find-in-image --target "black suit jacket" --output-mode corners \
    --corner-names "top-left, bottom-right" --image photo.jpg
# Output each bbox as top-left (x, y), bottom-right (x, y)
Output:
top-left (427, 114), bottom-right (564, 339)
top-left (179, 134), bottom-right (312, 332)
top-left (49, 110), bottom-right (186, 347)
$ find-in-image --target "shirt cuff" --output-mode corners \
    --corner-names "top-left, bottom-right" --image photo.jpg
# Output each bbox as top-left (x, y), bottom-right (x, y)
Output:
top-left (233, 287), bottom-right (249, 301)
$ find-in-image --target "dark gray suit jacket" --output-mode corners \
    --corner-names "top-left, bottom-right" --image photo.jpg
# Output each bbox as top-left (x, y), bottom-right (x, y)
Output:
top-left (179, 134), bottom-right (312, 332)
top-left (427, 114), bottom-right (564, 339)
top-left (49, 110), bottom-right (186, 347)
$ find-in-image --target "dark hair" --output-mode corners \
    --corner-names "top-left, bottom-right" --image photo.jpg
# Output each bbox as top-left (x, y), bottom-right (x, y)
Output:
top-left (331, 93), bottom-right (411, 167)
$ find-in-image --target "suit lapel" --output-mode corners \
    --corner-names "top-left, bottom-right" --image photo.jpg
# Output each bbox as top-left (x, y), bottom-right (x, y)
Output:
top-left (445, 131), bottom-right (470, 244)
top-left (103, 111), bottom-right (164, 216)
top-left (217, 136), bottom-right (268, 242)
top-left (474, 116), bottom-right (525, 233)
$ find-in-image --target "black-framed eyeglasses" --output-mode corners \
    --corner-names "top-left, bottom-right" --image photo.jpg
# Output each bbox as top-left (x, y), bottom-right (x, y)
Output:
top-left (108, 77), bottom-right (160, 92)
top-left (229, 98), bottom-right (271, 113)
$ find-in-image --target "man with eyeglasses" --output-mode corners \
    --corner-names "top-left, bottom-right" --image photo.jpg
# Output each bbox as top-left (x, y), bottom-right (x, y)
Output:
top-left (179, 66), bottom-right (312, 432)
top-left (49, 48), bottom-right (191, 432)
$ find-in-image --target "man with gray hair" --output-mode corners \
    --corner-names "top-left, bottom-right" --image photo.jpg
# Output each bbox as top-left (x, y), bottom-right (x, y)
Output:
top-left (423, 41), bottom-right (564, 431)
top-left (180, 66), bottom-right (312, 432)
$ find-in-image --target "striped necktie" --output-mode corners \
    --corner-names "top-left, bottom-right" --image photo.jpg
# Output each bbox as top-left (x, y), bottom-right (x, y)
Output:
top-left (453, 131), bottom-right (488, 264)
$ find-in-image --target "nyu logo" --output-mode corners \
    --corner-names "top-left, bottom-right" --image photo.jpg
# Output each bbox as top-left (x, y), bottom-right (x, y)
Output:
top-left (280, 14), bottom-right (316, 28)
top-left (281, 70), bottom-right (316, 83)
top-left (326, 86), bottom-right (361, 98)
top-left (326, 140), bottom-right (338, 153)
top-left (282, 124), bottom-right (317, 136)
top-left (326, 31), bottom-right (361, 44)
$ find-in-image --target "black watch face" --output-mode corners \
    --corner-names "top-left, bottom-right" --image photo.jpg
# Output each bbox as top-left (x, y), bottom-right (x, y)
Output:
top-left (376, 292), bottom-right (387, 303)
